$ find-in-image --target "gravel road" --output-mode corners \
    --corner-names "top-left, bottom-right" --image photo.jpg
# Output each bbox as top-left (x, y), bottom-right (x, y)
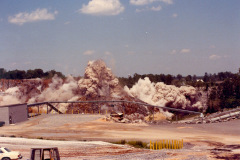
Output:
top-left (0, 114), bottom-right (239, 159)
top-left (0, 137), bottom-right (209, 160)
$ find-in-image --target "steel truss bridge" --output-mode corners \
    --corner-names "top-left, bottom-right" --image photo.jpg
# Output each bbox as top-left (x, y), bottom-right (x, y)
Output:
top-left (27, 100), bottom-right (202, 117)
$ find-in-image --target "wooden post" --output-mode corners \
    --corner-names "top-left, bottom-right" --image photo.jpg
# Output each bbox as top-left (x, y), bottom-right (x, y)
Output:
top-left (152, 107), bottom-right (154, 122)
top-left (123, 103), bottom-right (125, 116)
top-left (168, 140), bottom-right (170, 149)
top-left (71, 103), bottom-right (73, 114)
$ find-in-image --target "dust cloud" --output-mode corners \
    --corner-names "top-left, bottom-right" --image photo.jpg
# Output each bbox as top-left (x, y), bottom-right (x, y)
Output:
top-left (0, 60), bottom-right (203, 118)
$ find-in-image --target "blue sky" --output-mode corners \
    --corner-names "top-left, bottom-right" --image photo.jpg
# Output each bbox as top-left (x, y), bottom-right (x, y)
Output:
top-left (0, 0), bottom-right (240, 77)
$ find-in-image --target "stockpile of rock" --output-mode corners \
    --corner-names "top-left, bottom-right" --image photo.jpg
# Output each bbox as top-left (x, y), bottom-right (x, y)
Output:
top-left (181, 107), bottom-right (240, 124)
top-left (104, 113), bottom-right (145, 123)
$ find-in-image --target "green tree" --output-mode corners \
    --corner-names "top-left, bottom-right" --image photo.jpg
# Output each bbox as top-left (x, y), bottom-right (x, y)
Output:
top-left (165, 74), bottom-right (173, 85)
top-left (185, 75), bottom-right (192, 82)
top-left (0, 68), bottom-right (6, 78)
top-left (177, 74), bottom-right (182, 80)
top-left (203, 72), bottom-right (209, 82)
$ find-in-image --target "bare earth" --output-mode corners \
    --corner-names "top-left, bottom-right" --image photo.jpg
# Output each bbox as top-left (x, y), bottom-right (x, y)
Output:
top-left (0, 114), bottom-right (240, 160)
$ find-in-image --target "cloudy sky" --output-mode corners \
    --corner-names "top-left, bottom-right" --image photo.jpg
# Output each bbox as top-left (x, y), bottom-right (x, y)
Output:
top-left (0, 0), bottom-right (240, 77)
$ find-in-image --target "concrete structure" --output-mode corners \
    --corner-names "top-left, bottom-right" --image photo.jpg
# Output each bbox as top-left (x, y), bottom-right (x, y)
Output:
top-left (0, 103), bottom-right (28, 125)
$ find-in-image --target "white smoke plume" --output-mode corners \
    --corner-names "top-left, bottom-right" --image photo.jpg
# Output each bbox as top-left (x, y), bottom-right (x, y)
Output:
top-left (28, 75), bottom-right (79, 103)
top-left (0, 60), bottom-right (123, 112)
top-left (0, 60), bottom-right (203, 118)
top-left (78, 60), bottom-right (120, 99)
top-left (0, 87), bottom-right (22, 105)
top-left (124, 77), bottom-right (203, 117)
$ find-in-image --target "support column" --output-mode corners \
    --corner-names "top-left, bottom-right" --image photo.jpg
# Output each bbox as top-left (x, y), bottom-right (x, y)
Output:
top-left (153, 107), bottom-right (154, 122)
top-left (71, 103), bottom-right (73, 114)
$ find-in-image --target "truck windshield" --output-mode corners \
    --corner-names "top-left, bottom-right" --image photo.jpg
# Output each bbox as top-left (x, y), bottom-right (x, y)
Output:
top-left (4, 148), bottom-right (11, 152)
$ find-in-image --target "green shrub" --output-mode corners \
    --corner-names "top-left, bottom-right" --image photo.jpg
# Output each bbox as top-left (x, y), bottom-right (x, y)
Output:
top-left (111, 140), bottom-right (148, 148)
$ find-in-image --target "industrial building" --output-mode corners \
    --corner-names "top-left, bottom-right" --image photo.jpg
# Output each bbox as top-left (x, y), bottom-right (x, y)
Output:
top-left (0, 103), bottom-right (28, 125)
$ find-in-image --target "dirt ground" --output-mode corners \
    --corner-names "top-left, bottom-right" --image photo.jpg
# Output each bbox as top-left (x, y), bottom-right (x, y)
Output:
top-left (0, 114), bottom-right (240, 159)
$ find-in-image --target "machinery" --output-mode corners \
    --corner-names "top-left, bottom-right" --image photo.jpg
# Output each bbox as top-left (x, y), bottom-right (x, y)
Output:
top-left (29, 147), bottom-right (60, 160)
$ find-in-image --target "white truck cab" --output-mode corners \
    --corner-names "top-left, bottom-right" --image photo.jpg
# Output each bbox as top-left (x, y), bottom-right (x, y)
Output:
top-left (0, 147), bottom-right (22, 160)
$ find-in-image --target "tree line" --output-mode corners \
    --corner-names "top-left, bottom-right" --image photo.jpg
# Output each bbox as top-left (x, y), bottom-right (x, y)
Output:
top-left (119, 70), bottom-right (240, 114)
top-left (207, 74), bottom-right (240, 113)
top-left (1, 67), bottom-right (239, 113)
top-left (118, 71), bottom-right (237, 88)
top-left (0, 68), bottom-right (65, 79)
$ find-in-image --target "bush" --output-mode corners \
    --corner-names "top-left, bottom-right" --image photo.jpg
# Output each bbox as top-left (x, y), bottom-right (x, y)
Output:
top-left (111, 140), bottom-right (148, 148)
top-left (127, 141), bottom-right (148, 148)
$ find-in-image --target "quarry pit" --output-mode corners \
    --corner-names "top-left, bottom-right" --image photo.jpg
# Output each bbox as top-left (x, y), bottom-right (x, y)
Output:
top-left (0, 60), bottom-right (240, 159)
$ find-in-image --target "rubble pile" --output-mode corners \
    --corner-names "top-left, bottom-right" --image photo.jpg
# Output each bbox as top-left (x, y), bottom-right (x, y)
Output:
top-left (178, 107), bottom-right (240, 124)
top-left (104, 112), bottom-right (145, 123)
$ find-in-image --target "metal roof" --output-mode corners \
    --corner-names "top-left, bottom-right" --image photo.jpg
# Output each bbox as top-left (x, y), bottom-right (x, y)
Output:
top-left (0, 103), bottom-right (27, 108)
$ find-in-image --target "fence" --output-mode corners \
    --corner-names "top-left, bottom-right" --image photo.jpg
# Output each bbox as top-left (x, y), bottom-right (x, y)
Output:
top-left (149, 139), bottom-right (183, 150)
top-left (29, 108), bottom-right (109, 117)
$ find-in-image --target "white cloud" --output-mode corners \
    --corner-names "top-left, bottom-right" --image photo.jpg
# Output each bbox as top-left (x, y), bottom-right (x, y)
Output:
top-left (170, 49), bottom-right (177, 54)
top-left (128, 51), bottom-right (135, 54)
top-left (79, 0), bottom-right (124, 16)
top-left (64, 21), bottom-right (70, 25)
top-left (136, 8), bottom-right (146, 12)
top-left (209, 54), bottom-right (221, 60)
top-left (10, 62), bottom-right (17, 67)
top-left (130, 0), bottom-right (173, 5)
top-left (136, 5), bottom-right (162, 12)
top-left (130, 0), bottom-right (156, 5)
top-left (172, 13), bottom-right (178, 18)
top-left (209, 45), bottom-right (216, 49)
top-left (104, 51), bottom-right (112, 55)
top-left (24, 61), bottom-right (32, 65)
top-left (8, 8), bottom-right (58, 25)
top-left (151, 5), bottom-right (162, 11)
top-left (83, 50), bottom-right (95, 55)
top-left (180, 49), bottom-right (191, 53)
top-left (160, 0), bottom-right (173, 5)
